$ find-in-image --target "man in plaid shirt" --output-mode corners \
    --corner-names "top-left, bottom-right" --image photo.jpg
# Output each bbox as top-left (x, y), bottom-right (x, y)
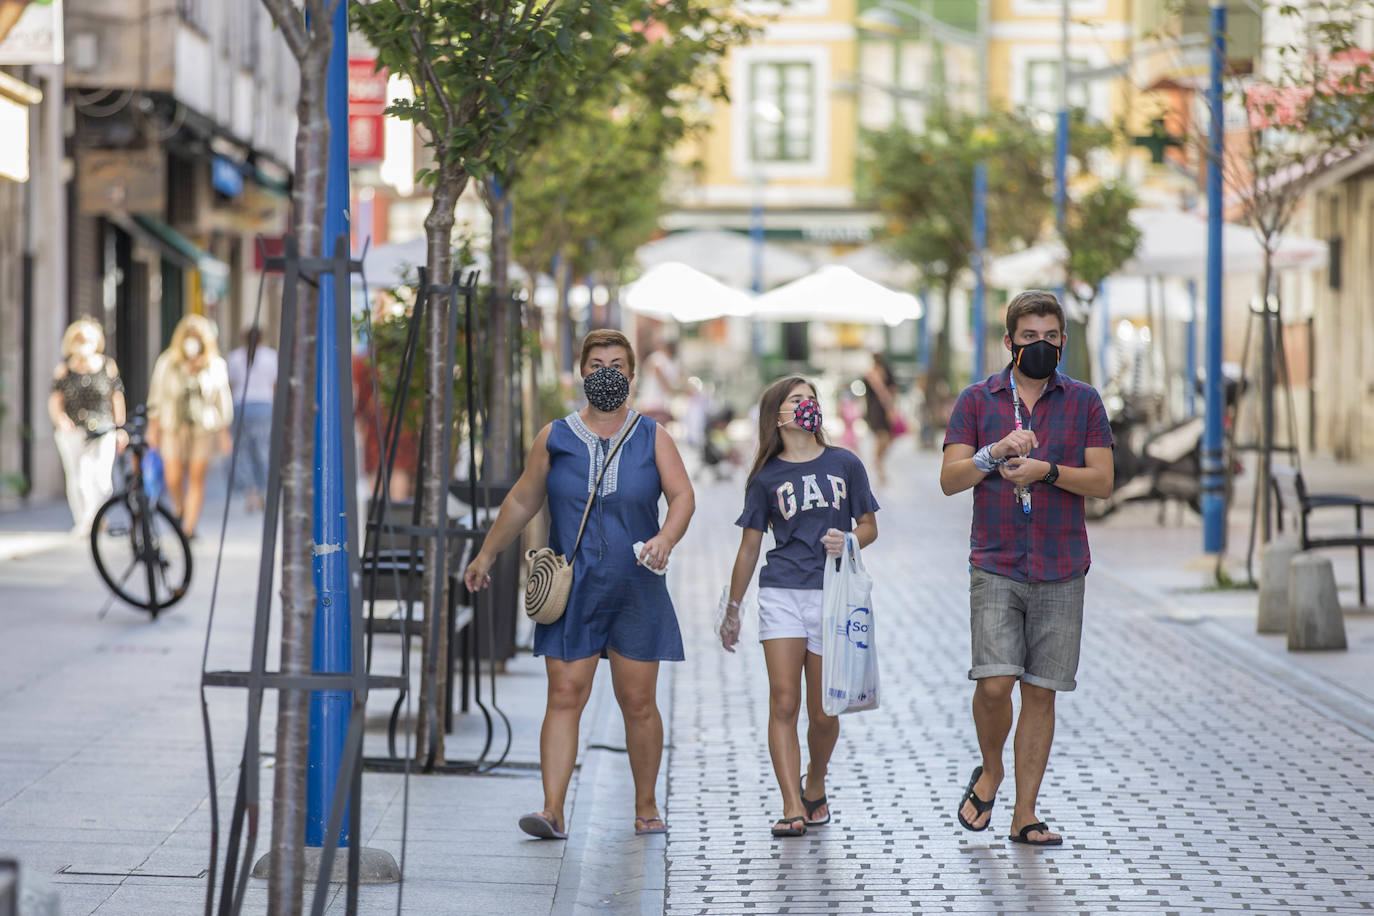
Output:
top-left (940, 290), bottom-right (1114, 847)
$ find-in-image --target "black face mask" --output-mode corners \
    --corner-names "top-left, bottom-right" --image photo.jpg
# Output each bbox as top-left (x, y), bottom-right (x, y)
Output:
top-left (1011, 339), bottom-right (1061, 380)
top-left (583, 365), bottom-right (630, 412)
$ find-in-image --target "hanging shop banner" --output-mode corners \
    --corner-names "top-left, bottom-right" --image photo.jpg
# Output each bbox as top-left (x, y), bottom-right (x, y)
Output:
top-left (349, 57), bottom-right (388, 164)
top-left (0, 0), bottom-right (64, 66)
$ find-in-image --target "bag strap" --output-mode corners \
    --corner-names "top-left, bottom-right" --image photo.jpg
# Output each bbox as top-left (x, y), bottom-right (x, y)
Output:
top-left (569, 413), bottom-right (643, 558)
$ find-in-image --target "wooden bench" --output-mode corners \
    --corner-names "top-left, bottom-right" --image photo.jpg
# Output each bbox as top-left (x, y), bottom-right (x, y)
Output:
top-left (1271, 463), bottom-right (1374, 606)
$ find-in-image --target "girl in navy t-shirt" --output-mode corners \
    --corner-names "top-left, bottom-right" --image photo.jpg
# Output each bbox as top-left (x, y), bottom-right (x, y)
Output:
top-left (721, 376), bottom-right (880, 838)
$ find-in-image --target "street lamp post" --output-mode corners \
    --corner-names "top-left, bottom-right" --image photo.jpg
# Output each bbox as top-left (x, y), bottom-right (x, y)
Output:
top-left (1202, 0), bottom-right (1227, 554)
top-left (1054, 0), bottom-right (1069, 305)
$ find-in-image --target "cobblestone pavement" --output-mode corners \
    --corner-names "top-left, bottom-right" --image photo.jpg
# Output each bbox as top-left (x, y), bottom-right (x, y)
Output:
top-left (664, 448), bottom-right (1374, 915)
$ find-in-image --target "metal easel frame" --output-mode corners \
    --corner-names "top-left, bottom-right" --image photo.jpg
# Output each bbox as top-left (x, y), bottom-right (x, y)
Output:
top-left (201, 235), bottom-right (398, 916)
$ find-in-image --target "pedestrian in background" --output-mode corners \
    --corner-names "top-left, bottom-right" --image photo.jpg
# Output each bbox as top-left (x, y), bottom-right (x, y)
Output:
top-left (147, 314), bottom-right (234, 538)
top-left (225, 325), bottom-right (277, 513)
top-left (939, 290), bottom-right (1114, 847)
top-left (863, 352), bottom-right (898, 485)
top-left (48, 318), bottom-right (126, 534)
top-left (635, 338), bottom-right (681, 426)
top-left (720, 376), bottom-right (879, 838)
top-left (464, 329), bottom-right (695, 841)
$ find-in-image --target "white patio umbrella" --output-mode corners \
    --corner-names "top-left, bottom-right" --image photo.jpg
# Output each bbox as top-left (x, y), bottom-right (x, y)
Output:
top-left (1120, 209), bottom-right (1328, 277)
top-left (750, 265), bottom-right (923, 326)
top-left (620, 261), bottom-right (755, 323)
top-left (986, 209), bottom-right (1329, 288)
top-left (834, 243), bottom-right (920, 290)
top-left (636, 230), bottom-right (813, 290)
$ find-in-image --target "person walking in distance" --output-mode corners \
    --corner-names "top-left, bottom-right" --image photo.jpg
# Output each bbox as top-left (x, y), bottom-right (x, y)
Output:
top-left (49, 318), bottom-right (127, 534)
top-left (720, 377), bottom-right (879, 838)
top-left (464, 329), bottom-right (695, 840)
top-left (939, 290), bottom-right (1113, 846)
top-left (146, 314), bottom-right (234, 538)
top-left (225, 325), bottom-right (277, 513)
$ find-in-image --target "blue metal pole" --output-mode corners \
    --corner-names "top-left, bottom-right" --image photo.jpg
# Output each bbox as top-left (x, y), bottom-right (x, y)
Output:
top-left (1202, 0), bottom-right (1226, 553)
top-left (307, 0), bottom-right (352, 848)
top-left (1186, 277), bottom-right (1198, 417)
top-left (1053, 0), bottom-right (1068, 303)
top-left (750, 183), bottom-right (765, 357)
top-left (972, 160), bottom-right (987, 382)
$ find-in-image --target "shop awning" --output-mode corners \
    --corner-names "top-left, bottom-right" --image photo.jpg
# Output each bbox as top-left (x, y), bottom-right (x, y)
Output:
top-left (123, 213), bottom-right (231, 302)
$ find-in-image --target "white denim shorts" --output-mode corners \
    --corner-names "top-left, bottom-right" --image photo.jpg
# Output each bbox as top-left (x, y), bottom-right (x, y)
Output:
top-left (757, 587), bottom-right (825, 655)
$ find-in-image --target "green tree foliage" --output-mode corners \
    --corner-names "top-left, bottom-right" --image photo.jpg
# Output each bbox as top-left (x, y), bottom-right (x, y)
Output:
top-left (510, 3), bottom-right (752, 291)
top-left (1063, 180), bottom-right (1141, 378)
top-left (866, 109), bottom-right (1051, 394)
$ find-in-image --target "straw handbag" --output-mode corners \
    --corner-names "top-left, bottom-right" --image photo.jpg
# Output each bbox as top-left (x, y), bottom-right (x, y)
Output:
top-left (524, 415), bottom-right (642, 625)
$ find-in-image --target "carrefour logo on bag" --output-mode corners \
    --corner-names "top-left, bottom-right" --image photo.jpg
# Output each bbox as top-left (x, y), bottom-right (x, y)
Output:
top-left (846, 607), bottom-right (871, 649)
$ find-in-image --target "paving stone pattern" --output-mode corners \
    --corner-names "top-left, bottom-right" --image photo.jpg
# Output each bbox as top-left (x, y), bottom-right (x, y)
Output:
top-left (665, 453), bottom-right (1374, 915)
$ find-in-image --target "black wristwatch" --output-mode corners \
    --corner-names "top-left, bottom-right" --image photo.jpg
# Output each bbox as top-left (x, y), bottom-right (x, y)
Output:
top-left (1041, 462), bottom-right (1060, 486)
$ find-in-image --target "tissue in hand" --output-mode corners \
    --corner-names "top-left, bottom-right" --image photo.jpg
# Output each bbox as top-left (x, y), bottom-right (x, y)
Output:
top-left (632, 541), bottom-right (668, 575)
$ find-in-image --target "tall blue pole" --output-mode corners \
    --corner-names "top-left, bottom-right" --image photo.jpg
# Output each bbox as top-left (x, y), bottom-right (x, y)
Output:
top-left (1053, 0), bottom-right (1068, 304)
top-left (750, 179), bottom-right (765, 356)
top-left (1186, 277), bottom-right (1198, 417)
top-left (307, 0), bottom-right (352, 848)
top-left (972, 160), bottom-right (987, 382)
top-left (1202, 0), bottom-right (1226, 554)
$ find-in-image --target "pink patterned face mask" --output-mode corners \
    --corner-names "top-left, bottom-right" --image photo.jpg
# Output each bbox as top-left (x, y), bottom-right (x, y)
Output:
top-left (782, 398), bottom-right (822, 433)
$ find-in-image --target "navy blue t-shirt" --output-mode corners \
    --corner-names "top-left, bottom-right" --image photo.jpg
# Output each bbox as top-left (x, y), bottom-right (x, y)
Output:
top-left (736, 447), bottom-right (880, 590)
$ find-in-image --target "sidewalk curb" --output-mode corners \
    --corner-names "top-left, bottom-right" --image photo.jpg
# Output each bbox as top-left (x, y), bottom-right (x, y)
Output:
top-left (1096, 565), bottom-right (1374, 743)
top-left (551, 659), bottom-right (672, 916)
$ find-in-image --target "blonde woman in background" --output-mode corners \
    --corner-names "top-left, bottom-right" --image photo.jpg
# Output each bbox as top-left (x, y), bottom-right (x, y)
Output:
top-left (48, 318), bottom-right (127, 535)
top-left (147, 314), bottom-right (233, 538)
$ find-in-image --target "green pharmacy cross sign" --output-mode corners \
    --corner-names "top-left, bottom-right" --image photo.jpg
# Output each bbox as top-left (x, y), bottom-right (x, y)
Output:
top-left (1133, 118), bottom-right (1184, 164)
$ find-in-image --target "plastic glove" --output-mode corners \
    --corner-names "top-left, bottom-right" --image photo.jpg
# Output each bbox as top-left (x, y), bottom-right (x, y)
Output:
top-left (716, 587), bottom-right (741, 653)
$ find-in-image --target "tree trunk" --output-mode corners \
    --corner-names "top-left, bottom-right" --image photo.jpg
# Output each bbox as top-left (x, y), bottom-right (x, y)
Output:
top-left (268, 36), bottom-right (329, 916)
top-left (1066, 301), bottom-right (1092, 385)
top-left (555, 254), bottom-right (574, 378)
top-left (486, 181), bottom-right (517, 481)
top-left (923, 277), bottom-right (954, 399)
top-left (1257, 252), bottom-right (1276, 546)
top-left (414, 171), bottom-right (464, 765)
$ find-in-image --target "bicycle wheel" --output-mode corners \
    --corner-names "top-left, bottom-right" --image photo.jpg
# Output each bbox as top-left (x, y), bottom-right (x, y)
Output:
top-left (90, 490), bottom-right (193, 615)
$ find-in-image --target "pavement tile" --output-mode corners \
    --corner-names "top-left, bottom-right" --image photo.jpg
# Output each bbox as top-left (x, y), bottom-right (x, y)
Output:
top-left (662, 450), bottom-right (1374, 916)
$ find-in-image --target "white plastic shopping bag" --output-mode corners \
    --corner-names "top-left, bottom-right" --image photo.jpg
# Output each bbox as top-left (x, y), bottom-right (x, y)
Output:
top-left (820, 534), bottom-right (879, 716)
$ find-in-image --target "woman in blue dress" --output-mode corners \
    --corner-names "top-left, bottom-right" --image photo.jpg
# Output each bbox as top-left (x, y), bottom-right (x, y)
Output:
top-left (465, 329), bottom-right (695, 840)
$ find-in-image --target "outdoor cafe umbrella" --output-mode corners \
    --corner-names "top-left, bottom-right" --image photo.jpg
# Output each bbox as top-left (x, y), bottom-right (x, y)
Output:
top-left (750, 265), bottom-right (923, 326)
top-left (620, 261), bottom-right (755, 323)
top-left (636, 229), bottom-right (813, 291)
top-left (986, 209), bottom-right (1329, 289)
top-left (834, 243), bottom-right (920, 291)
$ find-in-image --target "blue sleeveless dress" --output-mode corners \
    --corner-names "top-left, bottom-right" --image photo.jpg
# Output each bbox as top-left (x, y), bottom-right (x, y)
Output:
top-left (533, 410), bottom-right (685, 662)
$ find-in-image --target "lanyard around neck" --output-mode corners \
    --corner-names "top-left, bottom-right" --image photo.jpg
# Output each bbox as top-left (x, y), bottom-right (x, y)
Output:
top-left (1005, 369), bottom-right (1032, 515)
top-left (1008, 370), bottom-right (1026, 431)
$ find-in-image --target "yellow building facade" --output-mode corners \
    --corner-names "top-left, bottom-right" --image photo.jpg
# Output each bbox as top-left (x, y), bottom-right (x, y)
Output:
top-left (666, 0), bottom-right (875, 254)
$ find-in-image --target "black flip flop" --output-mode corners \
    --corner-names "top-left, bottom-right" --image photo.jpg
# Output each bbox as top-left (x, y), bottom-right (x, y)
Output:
top-left (801, 789), bottom-right (830, 827)
top-left (801, 775), bottom-right (830, 827)
top-left (956, 765), bottom-right (995, 832)
top-left (771, 815), bottom-right (807, 837)
top-left (1009, 821), bottom-right (1063, 846)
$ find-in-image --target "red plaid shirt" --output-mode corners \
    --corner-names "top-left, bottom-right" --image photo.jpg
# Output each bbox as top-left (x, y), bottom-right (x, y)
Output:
top-left (944, 367), bottom-right (1113, 583)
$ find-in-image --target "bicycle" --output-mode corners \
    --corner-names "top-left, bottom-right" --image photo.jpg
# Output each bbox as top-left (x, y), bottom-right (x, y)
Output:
top-left (89, 407), bottom-right (193, 617)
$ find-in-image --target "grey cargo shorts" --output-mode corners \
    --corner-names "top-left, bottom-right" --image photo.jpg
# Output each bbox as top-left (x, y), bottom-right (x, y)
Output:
top-left (968, 565), bottom-right (1085, 692)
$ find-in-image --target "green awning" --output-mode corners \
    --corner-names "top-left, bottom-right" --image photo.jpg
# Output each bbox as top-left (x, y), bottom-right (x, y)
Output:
top-left (130, 213), bottom-right (230, 302)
